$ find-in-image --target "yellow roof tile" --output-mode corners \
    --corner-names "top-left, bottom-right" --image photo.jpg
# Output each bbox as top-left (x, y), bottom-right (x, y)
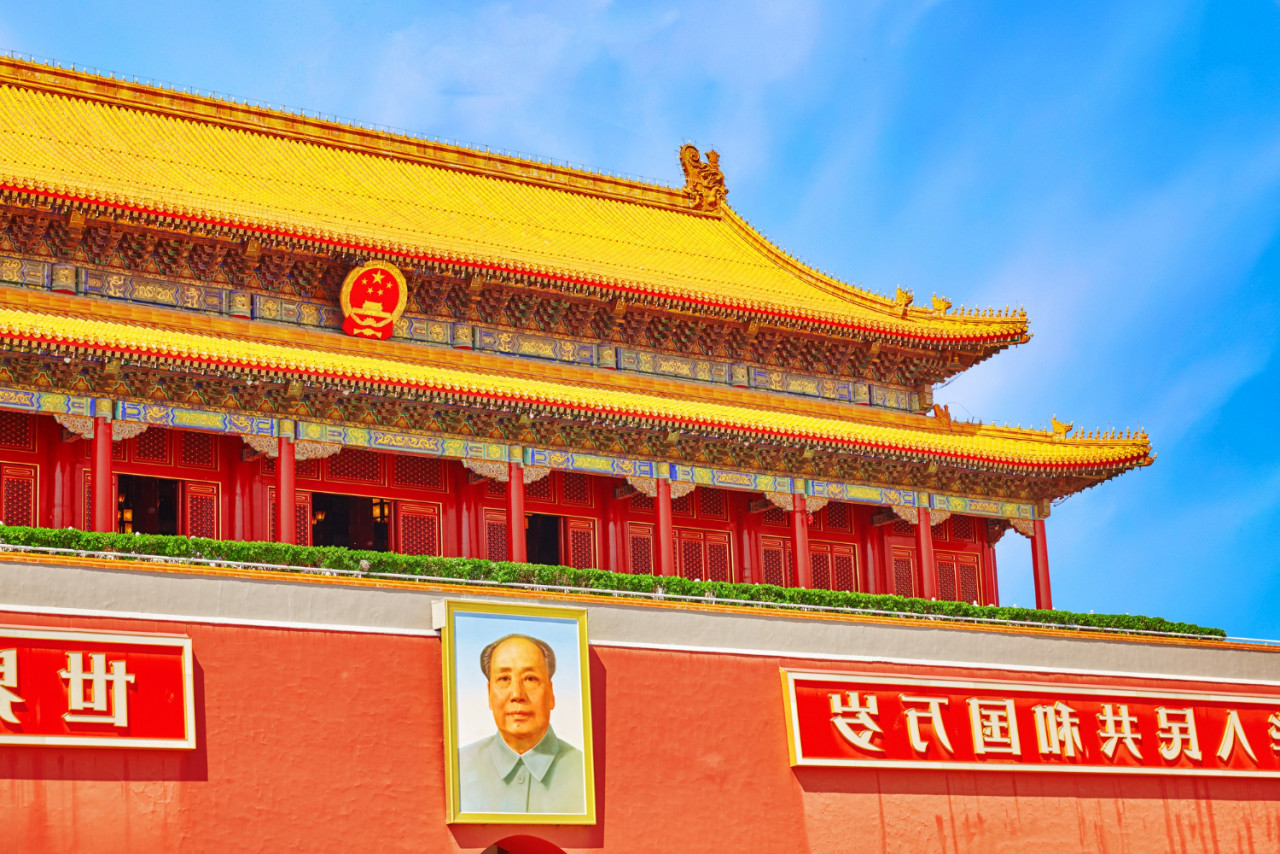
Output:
top-left (0, 59), bottom-right (1026, 343)
top-left (0, 304), bottom-right (1148, 473)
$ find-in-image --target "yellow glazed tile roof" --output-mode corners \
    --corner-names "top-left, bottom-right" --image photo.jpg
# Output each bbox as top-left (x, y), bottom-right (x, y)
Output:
top-left (0, 304), bottom-right (1149, 473)
top-left (0, 59), bottom-right (1026, 343)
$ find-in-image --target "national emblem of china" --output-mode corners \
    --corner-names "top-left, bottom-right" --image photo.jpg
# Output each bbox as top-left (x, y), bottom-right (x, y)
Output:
top-left (339, 261), bottom-right (408, 340)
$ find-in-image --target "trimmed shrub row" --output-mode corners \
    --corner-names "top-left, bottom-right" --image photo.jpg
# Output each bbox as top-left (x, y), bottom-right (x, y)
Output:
top-left (0, 525), bottom-right (1225, 638)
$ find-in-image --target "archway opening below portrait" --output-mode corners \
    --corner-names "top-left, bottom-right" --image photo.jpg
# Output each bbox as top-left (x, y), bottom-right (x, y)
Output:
top-left (526, 513), bottom-right (561, 565)
top-left (482, 835), bottom-right (568, 854)
top-left (116, 473), bottom-right (180, 535)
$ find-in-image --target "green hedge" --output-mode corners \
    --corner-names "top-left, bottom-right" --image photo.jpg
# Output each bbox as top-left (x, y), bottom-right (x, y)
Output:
top-left (0, 525), bottom-right (1225, 638)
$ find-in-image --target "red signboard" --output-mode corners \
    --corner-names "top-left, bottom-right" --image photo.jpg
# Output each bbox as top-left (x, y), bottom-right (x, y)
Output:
top-left (0, 626), bottom-right (195, 749)
top-left (783, 670), bottom-right (1280, 777)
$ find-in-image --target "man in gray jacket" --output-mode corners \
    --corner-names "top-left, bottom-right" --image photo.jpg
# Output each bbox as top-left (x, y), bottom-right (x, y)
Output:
top-left (457, 633), bottom-right (585, 815)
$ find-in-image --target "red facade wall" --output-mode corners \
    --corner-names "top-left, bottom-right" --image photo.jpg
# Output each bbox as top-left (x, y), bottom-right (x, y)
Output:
top-left (2, 608), bottom-right (1276, 853)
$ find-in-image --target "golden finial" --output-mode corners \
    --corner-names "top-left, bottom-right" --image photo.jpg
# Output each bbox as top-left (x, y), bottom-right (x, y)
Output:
top-left (679, 143), bottom-right (727, 212)
top-left (1051, 415), bottom-right (1073, 438)
top-left (930, 294), bottom-right (951, 313)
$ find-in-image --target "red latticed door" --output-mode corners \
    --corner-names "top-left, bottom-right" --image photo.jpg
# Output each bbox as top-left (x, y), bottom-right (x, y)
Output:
top-left (936, 550), bottom-right (980, 603)
top-left (268, 487), bottom-right (313, 546)
top-left (182, 482), bottom-right (219, 539)
top-left (562, 518), bottom-right (597, 569)
top-left (675, 529), bottom-right (733, 582)
top-left (626, 522), bottom-right (655, 575)
top-left (760, 536), bottom-right (792, 587)
top-left (483, 508), bottom-right (509, 561)
top-left (395, 502), bottom-right (441, 556)
top-left (891, 546), bottom-right (916, 597)
top-left (810, 542), bottom-right (857, 591)
top-left (0, 464), bottom-right (37, 528)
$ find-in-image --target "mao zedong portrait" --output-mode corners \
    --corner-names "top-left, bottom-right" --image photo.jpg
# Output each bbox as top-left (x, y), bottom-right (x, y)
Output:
top-left (457, 634), bottom-right (586, 814)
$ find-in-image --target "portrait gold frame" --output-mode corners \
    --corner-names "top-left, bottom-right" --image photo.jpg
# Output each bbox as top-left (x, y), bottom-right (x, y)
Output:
top-left (441, 600), bottom-right (596, 825)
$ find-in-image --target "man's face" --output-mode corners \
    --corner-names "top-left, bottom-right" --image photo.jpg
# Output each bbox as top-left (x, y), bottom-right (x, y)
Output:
top-left (487, 638), bottom-right (555, 753)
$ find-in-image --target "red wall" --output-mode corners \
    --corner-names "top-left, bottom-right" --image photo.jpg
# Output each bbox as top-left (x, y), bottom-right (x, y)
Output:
top-left (2, 608), bottom-right (1277, 853)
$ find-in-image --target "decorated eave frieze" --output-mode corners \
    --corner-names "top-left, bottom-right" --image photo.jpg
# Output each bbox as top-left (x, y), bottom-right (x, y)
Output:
top-left (0, 383), bottom-right (1053, 522)
top-left (0, 314), bottom-right (1151, 507)
top-left (0, 248), bottom-right (957, 411)
top-left (0, 198), bottom-right (1022, 396)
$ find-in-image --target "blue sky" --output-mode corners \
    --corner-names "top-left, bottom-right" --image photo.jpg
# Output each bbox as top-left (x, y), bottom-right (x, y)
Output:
top-left (2, 2), bottom-right (1277, 637)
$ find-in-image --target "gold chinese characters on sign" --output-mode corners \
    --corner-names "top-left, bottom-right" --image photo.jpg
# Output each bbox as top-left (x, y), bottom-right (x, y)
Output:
top-left (339, 261), bottom-right (408, 340)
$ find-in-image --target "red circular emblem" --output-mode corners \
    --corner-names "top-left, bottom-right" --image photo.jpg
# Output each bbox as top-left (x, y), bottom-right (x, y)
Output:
top-left (339, 261), bottom-right (408, 340)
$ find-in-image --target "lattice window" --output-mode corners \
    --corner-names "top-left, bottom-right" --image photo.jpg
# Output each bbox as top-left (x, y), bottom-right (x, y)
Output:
top-left (180, 431), bottom-right (217, 469)
top-left (950, 515), bottom-right (974, 543)
top-left (762, 506), bottom-right (787, 527)
top-left (294, 495), bottom-right (312, 546)
top-left (0, 464), bottom-right (36, 527)
top-left (565, 519), bottom-right (596, 569)
top-left (112, 439), bottom-right (127, 462)
top-left (183, 483), bottom-right (219, 539)
top-left (671, 491), bottom-right (694, 517)
top-left (699, 487), bottom-right (727, 520)
top-left (263, 457), bottom-right (277, 476)
top-left (627, 523), bottom-right (655, 575)
top-left (706, 537), bottom-right (731, 583)
top-left (526, 473), bottom-right (553, 502)
top-left (82, 470), bottom-right (93, 530)
top-left (328, 448), bottom-right (381, 484)
top-left (891, 519), bottom-right (914, 536)
top-left (487, 477), bottom-right (506, 498)
top-left (932, 519), bottom-right (949, 540)
top-left (134, 427), bottom-right (170, 463)
top-left (391, 455), bottom-right (444, 491)
top-left (761, 537), bottom-right (790, 587)
top-left (892, 549), bottom-right (915, 597)
top-left (958, 554), bottom-right (980, 604)
top-left (397, 503), bottom-right (442, 556)
top-left (811, 549), bottom-right (833, 590)
top-left (937, 556), bottom-right (958, 601)
top-left (679, 537), bottom-right (704, 581)
top-left (832, 549), bottom-right (856, 592)
top-left (0, 411), bottom-right (33, 451)
top-left (484, 509), bottom-right (509, 561)
top-left (631, 493), bottom-right (655, 513)
top-left (268, 488), bottom-right (312, 546)
top-left (824, 502), bottom-right (852, 533)
top-left (562, 472), bottom-right (592, 506)
top-left (296, 458), bottom-right (321, 479)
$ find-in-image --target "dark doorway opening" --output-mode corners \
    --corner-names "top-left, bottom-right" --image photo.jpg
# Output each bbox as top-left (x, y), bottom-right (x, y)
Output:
top-left (525, 513), bottom-right (561, 565)
top-left (117, 474), bottom-right (179, 535)
top-left (310, 493), bottom-right (390, 551)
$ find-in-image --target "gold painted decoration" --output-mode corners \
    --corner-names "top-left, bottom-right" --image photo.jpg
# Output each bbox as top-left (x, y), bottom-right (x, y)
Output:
top-left (295, 441), bottom-right (342, 461)
top-left (679, 144), bottom-right (728, 212)
top-left (339, 261), bottom-right (408, 340)
top-left (764, 491), bottom-right (794, 512)
top-left (242, 434), bottom-right (279, 458)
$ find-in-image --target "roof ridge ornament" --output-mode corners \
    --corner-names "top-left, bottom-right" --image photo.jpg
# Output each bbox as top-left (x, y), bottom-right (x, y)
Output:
top-left (679, 144), bottom-right (728, 212)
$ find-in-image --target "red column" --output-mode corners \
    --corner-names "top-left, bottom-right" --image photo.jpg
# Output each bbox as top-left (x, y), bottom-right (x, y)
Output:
top-left (507, 462), bottom-right (527, 564)
top-left (790, 494), bottom-right (812, 589)
top-left (91, 416), bottom-right (113, 533)
top-left (277, 437), bottom-right (295, 545)
top-left (50, 423), bottom-right (76, 529)
top-left (655, 478), bottom-right (674, 577)
top-left (1032, 518), bottom-right (1053, 610)
top-left (916, 506), bottom-right (938, 600)
top-left (860, 509), bottom-right (880, 595)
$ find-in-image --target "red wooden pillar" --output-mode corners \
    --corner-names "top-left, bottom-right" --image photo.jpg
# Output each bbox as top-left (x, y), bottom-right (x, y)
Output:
top-left (916, 506), bottom-right (938, 600)
top-left (655, 478), bottom-right (674, 577)
top-left (507, 461), bottom-right (527, 564)
top-left (790, 494), bottom-right (812, 589)
top-left (1032, 518), bottom-right (1052, 610)
top-left (277, 437), bottom-right (295, 545)
top-left (50, 422), bottom-right (76, 529)
top-left (860, 509), bottom-right (881, 595)
top-left (91, 416), bottom-right (113, 533)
